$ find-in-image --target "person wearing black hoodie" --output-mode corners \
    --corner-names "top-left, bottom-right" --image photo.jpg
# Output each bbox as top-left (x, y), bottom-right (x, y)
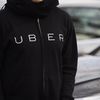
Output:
top-left (0, 0), bottom-right (78, 100)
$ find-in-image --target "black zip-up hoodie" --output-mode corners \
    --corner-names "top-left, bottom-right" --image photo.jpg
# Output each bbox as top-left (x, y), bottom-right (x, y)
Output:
top-left (0, 0), bottom-right (78, 100)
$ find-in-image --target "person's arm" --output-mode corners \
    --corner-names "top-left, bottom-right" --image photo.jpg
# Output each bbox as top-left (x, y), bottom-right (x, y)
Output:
top-left (0, 58), bottom-right (4, 100)
top-left (61, 14), bottom-right (78, 100)
top-left (0, 18), bottom-right (5, 100)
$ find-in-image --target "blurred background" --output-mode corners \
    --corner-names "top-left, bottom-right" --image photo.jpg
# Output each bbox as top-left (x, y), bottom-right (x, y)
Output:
top-left (0, 0), bottom-right (100, 100)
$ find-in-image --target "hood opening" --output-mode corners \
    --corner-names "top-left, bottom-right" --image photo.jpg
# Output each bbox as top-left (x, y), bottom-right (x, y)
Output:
top-left (5, 0), bottom-right (59, 17)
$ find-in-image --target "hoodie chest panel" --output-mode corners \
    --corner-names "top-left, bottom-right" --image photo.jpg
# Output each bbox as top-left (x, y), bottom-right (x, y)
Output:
top-left (39, 17), bottom-right (65, 51)
top-left (7, 14), bottom-right (64, 52)
top-left (8, 18), bottom-right (41, 49)
top-left (9, 28), bottom-right (64, 50)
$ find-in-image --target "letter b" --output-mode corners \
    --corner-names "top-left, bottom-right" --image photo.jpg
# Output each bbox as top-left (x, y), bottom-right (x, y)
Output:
top-left (28, 34), bottom-right (37, 42)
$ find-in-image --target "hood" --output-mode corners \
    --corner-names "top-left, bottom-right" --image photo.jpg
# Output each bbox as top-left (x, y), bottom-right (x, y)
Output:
top-left (5, 0), bottom-right (59, 17)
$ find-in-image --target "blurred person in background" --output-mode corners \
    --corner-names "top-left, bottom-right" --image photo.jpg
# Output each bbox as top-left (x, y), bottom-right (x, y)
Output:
top-left (0, 0), bottom-right (78, 100)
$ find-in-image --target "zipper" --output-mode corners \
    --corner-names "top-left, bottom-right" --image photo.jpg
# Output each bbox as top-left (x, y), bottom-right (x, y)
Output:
top-left (37, 18), bottom-right (46, 95)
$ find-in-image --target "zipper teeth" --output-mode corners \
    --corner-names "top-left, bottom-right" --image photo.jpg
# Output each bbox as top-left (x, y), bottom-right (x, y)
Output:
top-left (37, 18), bottom-right (45, 94)
top-left (37, 18), bottom-right (42, 34)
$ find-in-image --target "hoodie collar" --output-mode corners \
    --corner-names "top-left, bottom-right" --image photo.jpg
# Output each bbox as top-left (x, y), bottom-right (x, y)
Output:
top-left (6, 0), bottom-right (59, 18)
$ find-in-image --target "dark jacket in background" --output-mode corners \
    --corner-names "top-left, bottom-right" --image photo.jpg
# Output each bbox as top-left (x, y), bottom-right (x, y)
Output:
top-left (0, 0), bottom-right (78, 100)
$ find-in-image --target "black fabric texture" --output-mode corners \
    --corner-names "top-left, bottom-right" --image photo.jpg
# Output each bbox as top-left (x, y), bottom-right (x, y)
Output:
top-left (6, 0), bottom-right (59, 17)
top-left (0, 1), bottom-right (78, 100)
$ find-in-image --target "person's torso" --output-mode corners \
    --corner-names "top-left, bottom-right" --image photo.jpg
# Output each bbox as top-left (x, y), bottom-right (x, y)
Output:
top-left (0, 7), bottom-right (67, 100)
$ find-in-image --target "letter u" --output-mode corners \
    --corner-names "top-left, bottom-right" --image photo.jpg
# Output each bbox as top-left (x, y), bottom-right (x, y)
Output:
top-left (14, 36), bottom-right (23, 44)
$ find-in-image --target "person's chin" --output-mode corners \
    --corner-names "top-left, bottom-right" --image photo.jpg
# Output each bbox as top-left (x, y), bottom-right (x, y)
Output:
top-left (32, 0), bottom-right (44, 3)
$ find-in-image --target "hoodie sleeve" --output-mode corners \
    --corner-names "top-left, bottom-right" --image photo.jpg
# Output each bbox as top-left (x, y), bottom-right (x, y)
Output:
top-left (0, 17), bottom-right (5, 100)
top-left (61, 14), bottom-right (78, 100)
